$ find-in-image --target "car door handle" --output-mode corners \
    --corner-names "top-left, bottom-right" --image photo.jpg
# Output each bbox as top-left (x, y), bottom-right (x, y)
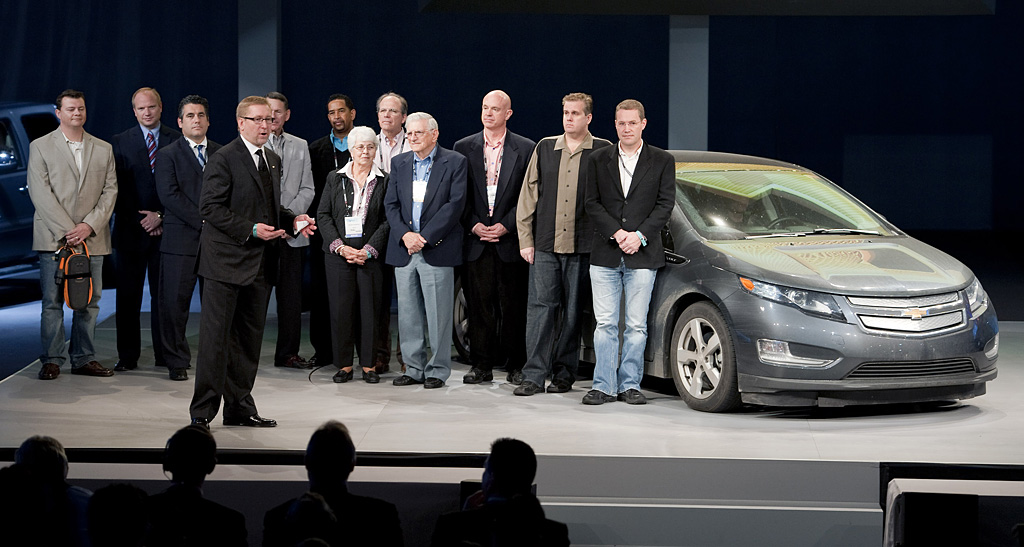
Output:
top-left (19, 185), bottom-right (29, 195)
top-left (665, 251), bottom-right (688, 265)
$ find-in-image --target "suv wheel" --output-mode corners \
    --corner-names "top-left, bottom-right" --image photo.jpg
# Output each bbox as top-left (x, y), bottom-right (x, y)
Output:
top-left (670, 302), bottom-right (741, 412)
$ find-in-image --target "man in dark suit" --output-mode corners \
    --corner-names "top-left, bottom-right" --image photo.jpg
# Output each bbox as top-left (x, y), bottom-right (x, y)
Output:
top-left (385, 112), bottom-right (467, 389)
top-left (263, 421), bottom-right (402, 547)
top-left (111, 87), bottom-right (180, 372)
top-left (147, 425), bottom-right (247, 547)
top-left (454, 90), bottom-right (536, 385)
top-left (189, 96), bottom-right (316, 428)
top-left (155, 95), bottom-right (221, 381)
top-left (305, 94), bottom-right (356, 369)
top-left (582, 99), bottom-right (674, 406)
top-left (431, 438), bottom-right (570, 547)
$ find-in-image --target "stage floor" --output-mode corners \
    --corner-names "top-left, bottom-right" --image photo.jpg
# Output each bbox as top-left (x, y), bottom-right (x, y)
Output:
top-left (1, 314), bottom-right (1021, 466)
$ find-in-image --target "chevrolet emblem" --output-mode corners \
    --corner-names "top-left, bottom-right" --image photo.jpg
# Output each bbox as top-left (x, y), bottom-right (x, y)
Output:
top-left (901, 308), bottom-right (929, 320)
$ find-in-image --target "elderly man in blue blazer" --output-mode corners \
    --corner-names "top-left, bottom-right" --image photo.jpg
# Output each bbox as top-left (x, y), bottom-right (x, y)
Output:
top-left (384, 112), bottom-right (468, 389)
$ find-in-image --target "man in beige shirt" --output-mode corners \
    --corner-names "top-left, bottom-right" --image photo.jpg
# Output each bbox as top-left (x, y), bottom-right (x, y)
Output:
top-left (514, 93), bottom-right (611, 396)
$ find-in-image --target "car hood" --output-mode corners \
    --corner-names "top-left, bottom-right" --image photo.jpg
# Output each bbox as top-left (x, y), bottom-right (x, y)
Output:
top-left (703, 236), bottom-right (971, 295)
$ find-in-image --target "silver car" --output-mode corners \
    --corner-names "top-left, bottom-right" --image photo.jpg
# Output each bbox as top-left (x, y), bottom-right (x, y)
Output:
top-left (637, 151), bottom-right (999, 412)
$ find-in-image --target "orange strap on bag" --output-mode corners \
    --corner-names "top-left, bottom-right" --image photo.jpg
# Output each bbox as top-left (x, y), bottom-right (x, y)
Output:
top-left (55, 241), bottom-right (93, 310)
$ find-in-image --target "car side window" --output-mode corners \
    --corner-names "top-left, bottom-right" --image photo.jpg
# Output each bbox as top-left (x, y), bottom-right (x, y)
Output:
top-left (21, 113), bottom-right (59, 142)
top-left (0, 118), bottom-right (19, 169)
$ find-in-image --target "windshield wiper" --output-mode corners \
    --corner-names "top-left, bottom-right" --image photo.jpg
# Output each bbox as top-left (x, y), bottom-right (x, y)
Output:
top-left (745, 228), bottom-right (880, 240)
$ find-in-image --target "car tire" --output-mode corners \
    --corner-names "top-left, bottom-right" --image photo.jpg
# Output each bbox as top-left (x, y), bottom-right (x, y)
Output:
top-left (670, 301), bottom-right (741, 412)
top-left (452, 275), bottom-right (470, 362)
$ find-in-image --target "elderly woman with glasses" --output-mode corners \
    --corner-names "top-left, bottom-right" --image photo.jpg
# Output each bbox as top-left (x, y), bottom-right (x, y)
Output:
top-left (317, 126), bottom-right (390, 384)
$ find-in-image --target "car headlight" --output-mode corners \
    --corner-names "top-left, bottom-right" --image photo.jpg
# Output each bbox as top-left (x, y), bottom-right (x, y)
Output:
top-left (739, 277), bottom-right (846, 322)
top-left (965, 278), bottom-right (988, 317)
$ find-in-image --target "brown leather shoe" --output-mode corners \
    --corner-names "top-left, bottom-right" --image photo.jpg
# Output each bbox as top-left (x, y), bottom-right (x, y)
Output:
top-left (38, 362), bottom-right (60, 380)
top-left (373, 358), bottom-right (390, 374)
top-left (70, 361), bottom-right (114, 377)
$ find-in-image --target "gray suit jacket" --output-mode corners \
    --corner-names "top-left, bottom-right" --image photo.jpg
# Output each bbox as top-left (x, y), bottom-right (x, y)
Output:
top-left (27, 128), bottom-right (118, 254)
top-left (270, 132), bottom-right (315, 248)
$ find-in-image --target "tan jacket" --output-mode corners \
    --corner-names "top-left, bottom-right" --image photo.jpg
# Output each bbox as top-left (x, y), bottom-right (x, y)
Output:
top-left (28, 128), bottom-right (118, 254)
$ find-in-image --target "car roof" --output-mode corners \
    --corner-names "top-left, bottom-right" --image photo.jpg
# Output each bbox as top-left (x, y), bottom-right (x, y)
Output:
top-left (669, 150), bottom-right (805, 171)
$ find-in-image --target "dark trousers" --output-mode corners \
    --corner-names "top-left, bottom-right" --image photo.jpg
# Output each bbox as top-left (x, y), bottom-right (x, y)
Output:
top-left (157, 252), bottom-right (202, 371)
top-left (190, 274), bottom-right (271, 421)
top-left (325, 254), bottom-right (382, 370)
top-left (307, 234), bottom-right (333, 365)
top-left (374, 264), bottom-right (401, 366)
top-left (464, 245), bottom-right (528, 372)
top-left (114, 246), bottom-right (163, 366)
top-left (274, 243), bottom-right (305, 364)
top-left (521, 251), bottom-right (589, 387)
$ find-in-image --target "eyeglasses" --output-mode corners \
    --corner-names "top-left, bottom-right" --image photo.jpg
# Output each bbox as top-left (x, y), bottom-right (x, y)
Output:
top-left (615, 120), bottom-right (642, 129)
top-left (351, 143), bottom-right (377, 152)
top-left (408, 130), bottom-right (433, 138)
top-left (241, 116), bottom-right (273, 125)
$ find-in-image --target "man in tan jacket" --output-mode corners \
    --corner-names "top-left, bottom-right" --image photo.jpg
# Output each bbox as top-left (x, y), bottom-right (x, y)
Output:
top-left (27, 89), bottom-right (118, 380)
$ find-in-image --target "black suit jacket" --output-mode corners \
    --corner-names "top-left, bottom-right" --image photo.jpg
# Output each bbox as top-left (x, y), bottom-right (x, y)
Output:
top-left (307, 135), bottom-right (351, 217)
top-left (316, 171), bottom-right (390, 256)
top-left (585, 142), bottom-right (675, 269)
top-left (147, 484), bottom-right (247, 547)
top-left (384, 146), bottom-right (468, 268)
top-left (112, 123), bottom-right (180, 250)
top-left (263, 489), bottom-right (403, 547)
top-left (198, 137), bottom-right (296, 286)
top-left (454, 130), bottom-right (536, 263)
top-left (431, 496), bottom-right (570, 547)
top-left (155, 137), bottom-right (222, 256)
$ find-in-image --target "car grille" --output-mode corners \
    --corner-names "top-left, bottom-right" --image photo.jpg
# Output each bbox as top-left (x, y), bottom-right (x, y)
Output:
top-left (846, 292), bottom-right (966, 335)
top-left (846, 358), bottom-right (977, 379)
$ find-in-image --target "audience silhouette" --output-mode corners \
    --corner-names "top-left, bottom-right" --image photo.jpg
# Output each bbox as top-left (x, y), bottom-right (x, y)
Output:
top-left (89, 483), bottom-right (149, 547)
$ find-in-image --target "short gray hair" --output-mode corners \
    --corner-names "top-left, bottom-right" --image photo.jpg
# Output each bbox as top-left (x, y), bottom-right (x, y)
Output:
top-left (406, 112), bottom-right (437, 131)
top-left (347, 126), bottom-right (379, 149)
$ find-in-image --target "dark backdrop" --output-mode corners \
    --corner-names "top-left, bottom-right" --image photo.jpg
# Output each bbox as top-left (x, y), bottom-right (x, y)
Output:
top-left (708, 4), bottom-right (1023, 232)
top-left (278, 0), bottom-right (669, 149)
top-left (0, 0), bottom-right (239, 145)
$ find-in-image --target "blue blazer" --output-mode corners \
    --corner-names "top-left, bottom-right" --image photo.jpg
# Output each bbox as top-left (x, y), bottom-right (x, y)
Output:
top-left (384, 145), bottom-right (468, 267)
top-left (111, 123), bottom-right (180, 250)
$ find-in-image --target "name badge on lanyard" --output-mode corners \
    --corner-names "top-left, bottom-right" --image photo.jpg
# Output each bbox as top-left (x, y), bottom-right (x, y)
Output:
top-left (486, 184), bottom-right (498, 217)
top-left (344, 216), bottom-right (363, 238)
top-left (413, 179), bottom-right (428, 203)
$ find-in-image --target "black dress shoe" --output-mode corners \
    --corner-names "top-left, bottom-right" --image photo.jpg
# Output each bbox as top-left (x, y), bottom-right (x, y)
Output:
top-left (333, 368), bottom-right (353, 383)
top-left (276, 355), bottom-right (311, 369)
top-left (617, 388), bottom-right (648, 405)
top-left (393, 375), bottom-right (422, 386)
top-left (463, 367), bottom-right (493, 384)
top-left (363, 370), bottom-right (380, 384)
top-left (546, 379), bottom-right (572, 393)
top-left (71, 361), bottom-right (114, 377)
top-left (169, 368), bottom-right (189, 381)
top-left (113, 361), bottom-right (137, 371)
top-left (582, 389), bottom-right (616, 405)
top-left (308, 354), bottom-right (333, 368)
top-left (424, 377), bottom-right (445, 389)
top-left (514, 381), bottom-right (544, 396)
top-left (223, 414), bottom-right (277, 427)
top-left (38, 362), bottom-right (60, 380)
top-left (190, 417), bottom-right (210, 429)
top-left (506, 369), bottom-right (525, 385)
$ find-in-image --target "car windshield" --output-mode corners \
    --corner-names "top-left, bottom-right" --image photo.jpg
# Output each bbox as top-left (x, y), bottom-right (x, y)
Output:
top-left (674, 163), bottom-right (892, 240)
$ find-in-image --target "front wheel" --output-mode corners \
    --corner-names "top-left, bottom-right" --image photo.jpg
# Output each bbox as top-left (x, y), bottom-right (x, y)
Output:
top-left (670, 302), bottom-right (741, 412)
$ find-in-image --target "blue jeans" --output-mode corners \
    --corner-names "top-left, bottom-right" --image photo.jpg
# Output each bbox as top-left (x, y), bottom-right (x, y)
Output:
top-left (394, 253), bottom-right (454, 382)
top-left (38, 251), bottom-right (104, 369)
top-left (589, 259), bottom-right (657, 395)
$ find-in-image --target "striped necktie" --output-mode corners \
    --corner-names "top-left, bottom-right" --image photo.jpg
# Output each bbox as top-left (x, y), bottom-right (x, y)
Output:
top-left (146, 131), bottom-right (156, 172)
top-left (196, 144), bottom-right (206, 169)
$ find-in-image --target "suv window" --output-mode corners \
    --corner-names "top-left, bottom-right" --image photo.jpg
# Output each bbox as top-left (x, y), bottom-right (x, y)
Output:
top-left (0, 118), bottom-right (19, 169)
top-left (22, 113), bottom-right (59, 142)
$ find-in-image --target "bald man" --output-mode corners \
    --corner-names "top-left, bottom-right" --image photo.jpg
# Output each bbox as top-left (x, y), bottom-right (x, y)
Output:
top-left (454, 90), bottom-right (536, 385)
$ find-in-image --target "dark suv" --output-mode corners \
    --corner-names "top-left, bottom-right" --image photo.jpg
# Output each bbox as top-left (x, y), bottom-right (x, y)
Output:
top-left (0, 102), bottom-right (60, 267)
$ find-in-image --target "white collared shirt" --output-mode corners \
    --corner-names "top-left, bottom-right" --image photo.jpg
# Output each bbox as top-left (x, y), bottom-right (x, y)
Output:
top-left (340, 161), bottom-right (384, 218)
top-left (617, 140), bottom-right (643, 196)
top-left (240, 136), bottom-right (265, 168)
top-left (187, 137), bottom-right (209, 163)
top-left (375, 130), bottom-right (410, 173)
